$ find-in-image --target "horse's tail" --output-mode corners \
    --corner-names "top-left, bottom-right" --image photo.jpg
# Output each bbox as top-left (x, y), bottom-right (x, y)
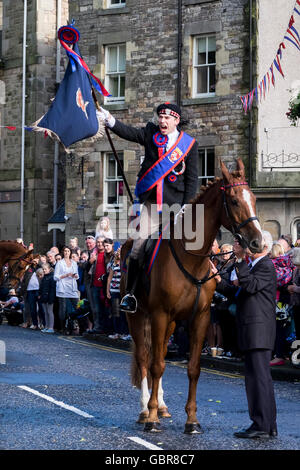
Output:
top-left (130, 312), bottom-right (152, 390)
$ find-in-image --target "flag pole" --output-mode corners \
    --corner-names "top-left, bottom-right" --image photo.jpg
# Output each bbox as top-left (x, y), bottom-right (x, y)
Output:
top-left (91, 88), bottom-right (134, 204)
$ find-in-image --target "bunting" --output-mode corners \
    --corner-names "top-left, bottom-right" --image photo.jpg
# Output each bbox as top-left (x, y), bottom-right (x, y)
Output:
top-left (240, 0), bottom-right (300, 114)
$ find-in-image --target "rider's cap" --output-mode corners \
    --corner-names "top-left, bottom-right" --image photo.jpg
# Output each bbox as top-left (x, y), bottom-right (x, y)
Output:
top-left (157, 102), bottom-right (181, 120)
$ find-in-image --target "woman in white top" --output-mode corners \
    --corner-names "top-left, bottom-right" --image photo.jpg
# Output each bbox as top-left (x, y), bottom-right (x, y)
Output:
top-left (54, 246), bottom-right (79, 330)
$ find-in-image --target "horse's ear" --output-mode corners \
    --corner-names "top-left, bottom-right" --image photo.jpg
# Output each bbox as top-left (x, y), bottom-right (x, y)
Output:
top-left (220, 159), bottom-right (232, 184)
top-left (236, 158), bottom-right (245, 178)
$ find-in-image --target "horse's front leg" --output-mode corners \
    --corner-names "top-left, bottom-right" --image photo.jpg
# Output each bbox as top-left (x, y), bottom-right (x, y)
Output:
top-left (157, 320), bottom-right (175, 419)
top-left (145, 312), bottom-right (169, 432)
top-left (127, 310), bottom-right (151, 424)
top-left (184, 308), bottom-right (210, 434)
top-left (137, 375), bottom-right (150, 423)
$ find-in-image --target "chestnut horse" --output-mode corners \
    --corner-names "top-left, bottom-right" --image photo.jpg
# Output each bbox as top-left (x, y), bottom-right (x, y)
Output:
top-left (0, 240), bottom-right (36, 288)
top-left (121, 158), bottom-right (263, 434)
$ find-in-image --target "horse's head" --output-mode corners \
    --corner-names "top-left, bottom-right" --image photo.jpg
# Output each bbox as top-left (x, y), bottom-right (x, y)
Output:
top-left (8, 249), bottom-right (38, 288)
top-left (220, 158), bottom-right (263, 253)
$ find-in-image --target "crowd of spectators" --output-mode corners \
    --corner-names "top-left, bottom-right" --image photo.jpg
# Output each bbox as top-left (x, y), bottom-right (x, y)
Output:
top-left (197, 234), bottom-right (300, 366)
top-left (0, 227), bottom-right (131, 341)
top-left (1, 227), bottom-right (300, 367)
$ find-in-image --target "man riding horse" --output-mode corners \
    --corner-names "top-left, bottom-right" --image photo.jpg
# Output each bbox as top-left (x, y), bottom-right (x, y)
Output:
top-left (97, 103), bottom-right (199, 313)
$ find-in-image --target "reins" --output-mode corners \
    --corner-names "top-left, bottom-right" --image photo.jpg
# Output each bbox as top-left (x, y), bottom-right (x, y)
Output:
top-left (168, 239), bottom-right (210, 321)
top-left (168, 179), bottom-right (259, 322)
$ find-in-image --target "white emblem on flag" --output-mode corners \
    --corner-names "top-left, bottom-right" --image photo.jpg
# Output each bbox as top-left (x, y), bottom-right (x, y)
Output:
top-left (76, 88), bottom-right (89, 119)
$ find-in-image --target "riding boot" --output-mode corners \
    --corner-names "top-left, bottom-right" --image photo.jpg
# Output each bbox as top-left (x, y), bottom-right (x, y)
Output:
top-left (120, 257), bottom-right (140, 314)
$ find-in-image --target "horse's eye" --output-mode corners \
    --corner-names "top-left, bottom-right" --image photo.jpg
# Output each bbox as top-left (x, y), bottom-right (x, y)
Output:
top-left (231, 199), bottom-right (238, 206)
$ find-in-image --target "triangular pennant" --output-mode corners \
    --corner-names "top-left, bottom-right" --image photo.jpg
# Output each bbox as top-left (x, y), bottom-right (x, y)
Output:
top-left (273, 55), bottom-right (284, 77)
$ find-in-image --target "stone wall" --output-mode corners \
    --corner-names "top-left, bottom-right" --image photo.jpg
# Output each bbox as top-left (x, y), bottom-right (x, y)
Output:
top-left (0, 0), bottom-right (68, 251)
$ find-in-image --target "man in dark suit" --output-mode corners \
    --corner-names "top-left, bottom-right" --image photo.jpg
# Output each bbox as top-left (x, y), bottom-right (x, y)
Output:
top-left (97, 103), bottom-right (198, 313)
top-left (232, 230), bottom-right (277, 439)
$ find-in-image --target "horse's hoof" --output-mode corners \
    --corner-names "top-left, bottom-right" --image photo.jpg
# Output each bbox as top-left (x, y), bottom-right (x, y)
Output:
top-left (144, 421), bottom-right (162, 433)
top-left (158, 407), bottom-right (171, 418)
top-left (184, 423), bottom-right (203, 434)
top-left (136, 411), bottom-right (149, 424)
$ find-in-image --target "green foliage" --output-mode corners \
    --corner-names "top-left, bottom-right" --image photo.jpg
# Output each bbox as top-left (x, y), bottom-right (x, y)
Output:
top-left (286, 92), bottom-right (300, 126)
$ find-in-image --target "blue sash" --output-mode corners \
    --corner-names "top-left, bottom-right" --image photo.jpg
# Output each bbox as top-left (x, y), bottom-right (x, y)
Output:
top-left (135, 131), bottom-right (195, 212)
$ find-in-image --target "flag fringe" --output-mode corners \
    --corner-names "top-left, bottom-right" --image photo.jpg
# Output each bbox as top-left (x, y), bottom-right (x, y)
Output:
top-left (30, 114), bottom-right (105, 153)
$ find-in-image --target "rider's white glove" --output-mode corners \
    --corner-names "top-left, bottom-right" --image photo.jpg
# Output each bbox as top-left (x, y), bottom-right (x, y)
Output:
top-left (174, 204), bottom-right (187, 225)
top-left (96, 107), bottom-right (115, 128)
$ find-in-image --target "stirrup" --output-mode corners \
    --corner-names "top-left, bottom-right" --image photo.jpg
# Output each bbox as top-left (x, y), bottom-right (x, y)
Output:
top-left (120, 294), bottom-right (137, 314)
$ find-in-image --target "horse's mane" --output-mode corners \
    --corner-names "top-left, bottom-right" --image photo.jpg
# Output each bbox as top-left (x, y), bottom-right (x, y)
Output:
top-left (189, 176), bottom-right (222, 205)
top-left (189, 169), bottom-right (245, 206)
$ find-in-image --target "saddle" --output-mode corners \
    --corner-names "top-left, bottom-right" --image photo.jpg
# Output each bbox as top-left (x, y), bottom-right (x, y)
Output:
top-left (121, 230), bottom-right (164, 296)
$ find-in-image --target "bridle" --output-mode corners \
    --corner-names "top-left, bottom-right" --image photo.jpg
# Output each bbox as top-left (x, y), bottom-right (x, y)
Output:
top-left (177, 180), bottom-right (260, 256)
top-left (4, 253), bottom-right (33, 283)
top-left (220, 181), bottom-right (259, 248)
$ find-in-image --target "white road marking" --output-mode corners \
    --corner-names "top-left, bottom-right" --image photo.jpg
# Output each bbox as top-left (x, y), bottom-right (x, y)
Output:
top-left (18, 385), bottom-right (94, 418)
top-left (127, 436), bottom-right (163, 450)
top-left (18, 385), bottom-right (163, 450)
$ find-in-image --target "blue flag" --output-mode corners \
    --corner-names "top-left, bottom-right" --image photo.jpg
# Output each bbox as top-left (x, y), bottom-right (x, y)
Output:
top-left (36, 43), bottom-right (100, 148)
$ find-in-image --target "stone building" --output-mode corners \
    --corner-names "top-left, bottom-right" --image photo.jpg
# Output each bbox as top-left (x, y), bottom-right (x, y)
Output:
top-left (66, 0), bottom-right (255, 245)
top-left (65, 0), bottom-right (300, 246)
top-left (0, 0), bottom-right (299, 250)
top-left (0, 0), bottom-right (69, 250)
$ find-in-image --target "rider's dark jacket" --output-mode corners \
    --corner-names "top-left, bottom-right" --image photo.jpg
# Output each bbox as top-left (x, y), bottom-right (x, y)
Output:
top-left (111, 120), bottom-right (199, 207)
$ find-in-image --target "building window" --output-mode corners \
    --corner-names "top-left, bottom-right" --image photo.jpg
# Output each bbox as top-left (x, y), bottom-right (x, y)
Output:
top-left (296, 221), bottom-right (300, 242)
top-left (198, 148), bottom-right (215, 188)
top-left (107, 0), bottom-right (126, 7)
top-left (104, 44), bottom-right (126, 103)
top-left (104, 152), bottom-right (124, 209)
top-left (193, 35), bottom-right (216, 97)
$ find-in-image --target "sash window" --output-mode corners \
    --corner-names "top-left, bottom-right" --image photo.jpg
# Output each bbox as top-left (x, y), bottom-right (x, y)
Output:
top-left (193, 35), bottom-right (216, 97)
top-left (198, 148), bottom-right (215, 188)
top-left (105, 44), bottom-right (126, 103)
top-left (107, 0), bottom-right (126, 7)
top-left (104, 152), bottom-right (124, 209)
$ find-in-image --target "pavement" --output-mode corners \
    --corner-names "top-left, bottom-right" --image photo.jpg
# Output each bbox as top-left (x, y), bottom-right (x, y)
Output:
top-left (82, 332), bottom-right (300, 383)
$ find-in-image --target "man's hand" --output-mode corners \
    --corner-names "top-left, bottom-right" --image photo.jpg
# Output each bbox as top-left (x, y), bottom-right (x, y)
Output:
top-left (210, 260), bottom-right (221, 283)
top-left (89, 253), bottom-right (97, 264)
top-left (288, 284), bottom-right (296, 293)
top-left (233, 239), bottom-right (246, 261)
top-left (96, 107), bottom-right (115, 128)
top-left (96, 107), bottom-right (111, 121)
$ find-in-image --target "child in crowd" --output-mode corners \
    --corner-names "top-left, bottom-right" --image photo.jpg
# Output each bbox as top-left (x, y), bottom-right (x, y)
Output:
top-left (39, 263), bottom-right (56, 333)
top-left (107, 248), bottom-right (131, 340)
